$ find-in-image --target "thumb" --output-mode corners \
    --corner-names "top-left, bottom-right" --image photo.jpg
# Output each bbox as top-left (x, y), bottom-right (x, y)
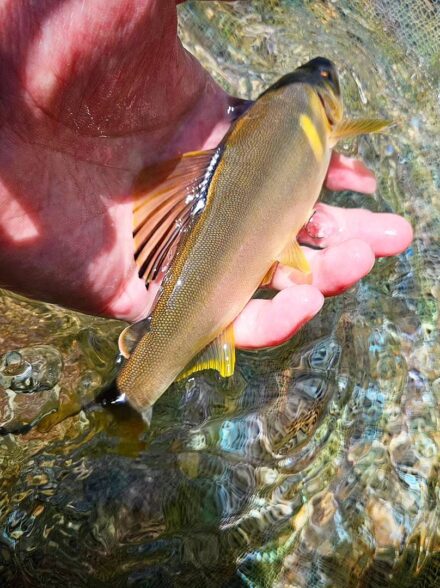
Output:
top-left (103, 269), bottom-right (149, 323)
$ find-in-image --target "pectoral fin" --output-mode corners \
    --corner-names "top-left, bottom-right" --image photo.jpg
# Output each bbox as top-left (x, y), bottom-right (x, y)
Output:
top-left (118, 317), bottom-right (151, 359)
top-left (177, 324), bottom-right (236, 381)
top-left (331, 118), bottom-right (391, 143)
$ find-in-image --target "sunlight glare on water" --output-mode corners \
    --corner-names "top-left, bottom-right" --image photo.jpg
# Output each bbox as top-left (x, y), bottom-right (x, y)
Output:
top-left (0, 1), bottom-right (439, 586)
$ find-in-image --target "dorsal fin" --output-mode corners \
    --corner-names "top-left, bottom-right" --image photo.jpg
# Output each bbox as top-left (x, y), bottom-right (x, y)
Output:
top-left (132, 148), bottom-right (222, 286)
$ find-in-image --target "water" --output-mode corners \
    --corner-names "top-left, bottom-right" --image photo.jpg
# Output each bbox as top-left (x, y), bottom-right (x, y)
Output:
top-left (1, 1), bottom-right (439, 586)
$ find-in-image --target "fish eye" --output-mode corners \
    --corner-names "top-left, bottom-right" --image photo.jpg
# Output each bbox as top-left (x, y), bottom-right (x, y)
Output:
top-left (320, 69), bottom-right (333, 84)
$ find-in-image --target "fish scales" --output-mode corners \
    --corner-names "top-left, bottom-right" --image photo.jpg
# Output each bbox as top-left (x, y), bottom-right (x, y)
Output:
top-left (118, 84), bottom-right (330, 412)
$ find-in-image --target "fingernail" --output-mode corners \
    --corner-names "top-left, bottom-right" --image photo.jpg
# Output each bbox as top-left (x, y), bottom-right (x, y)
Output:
top-left (305, 208), bottom-right (335, 240)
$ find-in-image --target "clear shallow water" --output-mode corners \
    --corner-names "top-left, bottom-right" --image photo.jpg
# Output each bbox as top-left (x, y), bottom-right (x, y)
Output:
top-left (1, 1), bottom-right (439, 586)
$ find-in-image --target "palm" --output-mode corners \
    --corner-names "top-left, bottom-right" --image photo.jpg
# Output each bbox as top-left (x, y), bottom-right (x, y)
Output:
top-left (0, 0), bottom-right (229, 317)
top-left (0, 0), bottom-right (412, 349)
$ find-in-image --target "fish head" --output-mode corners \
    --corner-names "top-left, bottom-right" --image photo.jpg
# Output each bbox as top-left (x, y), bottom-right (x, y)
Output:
top-left (297, 58), bottom-right (391, 144)
top-left (259, 57), bottom-right (343, 130)
top-left (297, 57), bottom-right (343, 129)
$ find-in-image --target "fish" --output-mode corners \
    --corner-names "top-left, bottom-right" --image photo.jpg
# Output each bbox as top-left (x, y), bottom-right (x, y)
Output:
top-left (116, 57), bottom-right (389, 419)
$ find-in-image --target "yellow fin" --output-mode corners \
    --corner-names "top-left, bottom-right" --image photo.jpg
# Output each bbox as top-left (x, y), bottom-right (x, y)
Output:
top-left (278, 240), bottom-right (311, 275)
top-left (331, 118), bottom-right (391, 142)
top-left (260, 262), bottom-right (278, 287)
top-left (118, 317), bottom-right (151, 359)
top-left (177, 324), bottom-right (236, 381)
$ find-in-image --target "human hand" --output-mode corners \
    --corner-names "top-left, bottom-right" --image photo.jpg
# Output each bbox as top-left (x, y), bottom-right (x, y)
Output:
top-left (0, 0), bottom-right (232, 319)
top-left (0, 0), bottom-right (412, 350)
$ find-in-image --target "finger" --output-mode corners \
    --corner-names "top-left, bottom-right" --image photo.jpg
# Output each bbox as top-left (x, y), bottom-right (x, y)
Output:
top-left (103, 269), bottom-right (150, 322)
top-left (234, 285), bottom-right (324, 349)
top-left (326, 153), bottom-right (377, 194)
top-left (272, 239), bottom-right (375, 297)
top-left (298, 203), bottom-right (413, 257)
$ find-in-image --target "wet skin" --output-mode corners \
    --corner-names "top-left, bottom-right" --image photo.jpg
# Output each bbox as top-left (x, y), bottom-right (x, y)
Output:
top-left (0, 0), bottom-right (412, 349)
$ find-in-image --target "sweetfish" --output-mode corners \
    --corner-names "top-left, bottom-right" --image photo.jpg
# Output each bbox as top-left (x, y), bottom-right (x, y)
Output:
top-left (117, 57), bottom-right (388, 418)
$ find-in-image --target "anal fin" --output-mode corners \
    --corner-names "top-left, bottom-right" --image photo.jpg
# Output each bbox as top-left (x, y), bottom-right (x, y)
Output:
top-left (177, 324), bottom-right (236, 381)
